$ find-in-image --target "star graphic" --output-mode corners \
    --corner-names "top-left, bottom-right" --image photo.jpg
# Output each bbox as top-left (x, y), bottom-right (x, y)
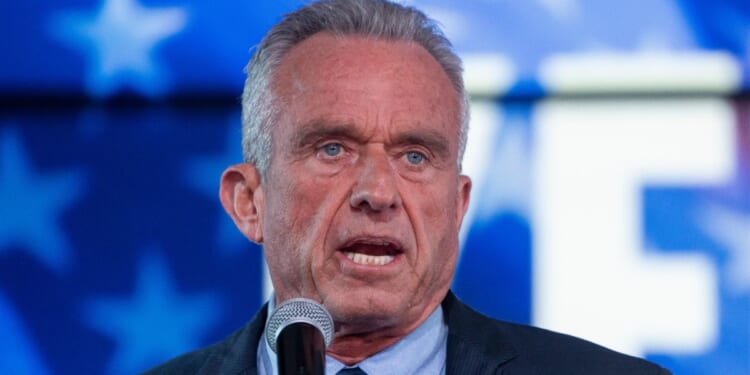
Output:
top-left (698, 203), bottom-right (750, 295)
top-left (83, 250), bottom-right (222, 375)
top-left (0, 291), bottom-right (51, 375)
top-left (52, 0), bottom-right (187, 98)
top-left (0, 128), bottom-right (83, 273)
top-left (184, 118), bottom-right (249, 253)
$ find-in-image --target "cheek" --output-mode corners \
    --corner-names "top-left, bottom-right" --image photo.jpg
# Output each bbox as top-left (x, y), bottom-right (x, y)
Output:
top-left (262, 171), bottom-right (346, 296)
top-left (265, 181), bottom-right (316, 242)
top-left (414, 181), bottom-right (461, 262)
top-left (263, 170), bottom-right (348, 255)
top-left (420, 182), bottom-right (458, 230)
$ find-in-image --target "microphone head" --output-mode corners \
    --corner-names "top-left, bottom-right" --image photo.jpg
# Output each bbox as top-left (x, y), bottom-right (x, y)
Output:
top-left (265, 298), bottom-right (334, 353)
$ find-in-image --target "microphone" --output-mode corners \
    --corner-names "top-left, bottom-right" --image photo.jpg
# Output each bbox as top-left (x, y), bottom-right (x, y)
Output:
top-left (265, 298), bottom-right (334, 375)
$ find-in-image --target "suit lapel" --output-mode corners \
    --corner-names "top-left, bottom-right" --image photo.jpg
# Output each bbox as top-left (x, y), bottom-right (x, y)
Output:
top-left (443, 292), bottom-right (517, 375)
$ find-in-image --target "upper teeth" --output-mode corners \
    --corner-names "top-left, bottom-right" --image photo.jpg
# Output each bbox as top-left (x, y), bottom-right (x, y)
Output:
top-left (362, 240), bottom-right (392, 247)
top-left (345, 252), bottom-right (395, 266)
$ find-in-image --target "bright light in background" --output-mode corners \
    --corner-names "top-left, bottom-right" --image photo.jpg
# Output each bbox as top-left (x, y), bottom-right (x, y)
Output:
top-left (533, 98), bottom-right (735, 356)
top-left (463, 54), bottom-right (517, 97)
top-left (459, 101), bottom-right (504, 245)
top-left (539, 51), bottom-right (742, 94)
top-left (458, 52), bottom-right (520, 247)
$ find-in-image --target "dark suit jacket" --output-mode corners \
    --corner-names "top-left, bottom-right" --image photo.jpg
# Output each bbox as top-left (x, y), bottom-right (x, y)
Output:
top-left (143, 292), bottom-right (671, 374)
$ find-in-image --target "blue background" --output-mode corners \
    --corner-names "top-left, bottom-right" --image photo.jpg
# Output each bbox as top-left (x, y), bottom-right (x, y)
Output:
top-left (2, 0), bottom-right (749, 374)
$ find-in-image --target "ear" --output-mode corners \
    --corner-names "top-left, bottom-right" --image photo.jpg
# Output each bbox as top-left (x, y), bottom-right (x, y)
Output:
top-left (455, 174), bottom-right (472, 229)
top-left (219, 163), bottom-right (265, 243)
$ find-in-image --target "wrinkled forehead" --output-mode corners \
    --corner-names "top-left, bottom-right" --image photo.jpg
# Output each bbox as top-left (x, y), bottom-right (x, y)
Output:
top-left (268, 32), bottom-right (463, 143)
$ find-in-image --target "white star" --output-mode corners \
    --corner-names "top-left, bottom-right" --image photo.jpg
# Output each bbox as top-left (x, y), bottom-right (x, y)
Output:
top-left (83, 250), bottom-right (222, 374)
top-left (53, 0), bottom-right (187, 97)
top-left (0, 291), bottom-right (52, 375)
top-left (0, 128), bottom-right (84, 272)
top-left (698, 203), bottom-right (750, 295)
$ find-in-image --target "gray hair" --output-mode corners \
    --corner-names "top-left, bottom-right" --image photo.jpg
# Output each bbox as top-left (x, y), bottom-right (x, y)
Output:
top-left (241, 0), bottom-right (469, 174)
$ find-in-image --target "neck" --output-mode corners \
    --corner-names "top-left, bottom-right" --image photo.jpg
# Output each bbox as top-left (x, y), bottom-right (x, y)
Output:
top-left (326, 331), bottom-right (403, 365)
top-left (325, 302), bottom-right (441, 366)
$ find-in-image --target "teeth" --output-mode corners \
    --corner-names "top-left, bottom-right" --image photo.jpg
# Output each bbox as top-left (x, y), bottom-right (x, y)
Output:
top-left (345, 252), bottom-right (395, 266)
top-left (360, 240), bottom-right (391, 247)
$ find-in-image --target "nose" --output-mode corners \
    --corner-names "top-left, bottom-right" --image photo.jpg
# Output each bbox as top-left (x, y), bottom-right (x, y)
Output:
top-left (349, 152), bottom-right (401, 212)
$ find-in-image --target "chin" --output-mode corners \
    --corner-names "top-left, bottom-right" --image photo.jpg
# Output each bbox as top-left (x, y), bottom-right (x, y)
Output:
top-left (324, 291), bottom-right (405, 328)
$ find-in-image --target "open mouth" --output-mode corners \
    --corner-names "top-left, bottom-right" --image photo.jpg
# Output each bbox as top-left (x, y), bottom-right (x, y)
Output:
top-left (339, 237), bottom-right (403, 266)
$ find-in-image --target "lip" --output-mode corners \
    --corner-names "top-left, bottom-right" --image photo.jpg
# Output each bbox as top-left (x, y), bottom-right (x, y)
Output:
top-left (338, 235), bottom-right (405, 255)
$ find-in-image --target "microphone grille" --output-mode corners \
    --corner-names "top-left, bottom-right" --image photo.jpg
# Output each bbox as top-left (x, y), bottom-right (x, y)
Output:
top-left (265, 298), bottom-right (334, 353)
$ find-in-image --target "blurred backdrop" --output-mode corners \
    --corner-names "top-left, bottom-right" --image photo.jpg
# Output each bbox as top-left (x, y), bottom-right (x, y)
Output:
top-left (1, 0), bottom-right (749, 374)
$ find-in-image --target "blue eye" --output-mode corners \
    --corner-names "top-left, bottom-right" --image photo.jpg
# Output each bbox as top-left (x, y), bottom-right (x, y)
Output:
top-left (406, 151), bottom-right (425, 164)
top-left (322, 143), bottom-right (342, 157)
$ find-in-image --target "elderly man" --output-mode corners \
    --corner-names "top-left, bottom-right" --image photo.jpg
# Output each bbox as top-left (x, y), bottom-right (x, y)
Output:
top-left (146, 0), bottom-right (671, 374)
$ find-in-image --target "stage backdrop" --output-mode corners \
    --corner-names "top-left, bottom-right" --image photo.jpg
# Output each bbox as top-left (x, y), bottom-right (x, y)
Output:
top-left (1, 0), bottom-right (749, 374)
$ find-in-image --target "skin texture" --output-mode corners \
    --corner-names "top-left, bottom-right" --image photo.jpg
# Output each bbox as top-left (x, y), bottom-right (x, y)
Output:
top-left (220, 32), bottom-right (471, 364)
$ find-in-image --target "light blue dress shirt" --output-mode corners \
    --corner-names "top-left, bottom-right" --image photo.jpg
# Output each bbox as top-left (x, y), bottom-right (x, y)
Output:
top-left (258, 298), bottom-right (447, 375)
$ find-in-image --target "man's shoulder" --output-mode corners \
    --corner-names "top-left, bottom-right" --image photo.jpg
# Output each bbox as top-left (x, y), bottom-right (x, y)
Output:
top-left (142, 339), bottom-right (227, 375)
top-left (141, 304), bottom-right (268, 375)
top-left (444, 293), bottom-right (671, 374)
top-left (141, 326), bottom-right (247, 375)
top-left (495, 319), bottom-right (670, 374)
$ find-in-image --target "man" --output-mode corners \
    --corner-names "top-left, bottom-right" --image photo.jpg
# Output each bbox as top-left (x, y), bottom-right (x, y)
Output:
top-left (146, 0), bottom-right (671, 373)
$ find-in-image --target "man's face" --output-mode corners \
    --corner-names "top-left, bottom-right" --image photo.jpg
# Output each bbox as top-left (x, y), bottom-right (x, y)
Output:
top-left (257, 33), bottom-right (470, 334)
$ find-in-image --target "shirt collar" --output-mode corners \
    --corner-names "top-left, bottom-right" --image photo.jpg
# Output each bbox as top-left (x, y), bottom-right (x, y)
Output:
top-left (258, 297), bottom-right (447, 375)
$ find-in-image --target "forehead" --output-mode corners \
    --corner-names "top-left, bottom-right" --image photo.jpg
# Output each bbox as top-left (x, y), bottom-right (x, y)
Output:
top-left (270, 32), bottom-right (461, 144)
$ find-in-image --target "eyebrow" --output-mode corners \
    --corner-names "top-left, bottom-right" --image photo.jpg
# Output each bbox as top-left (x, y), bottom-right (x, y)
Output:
top-left (290, 120), bottom-right (452, 158)
top-left (290, 122), bottom-right (361, 149)
top-left (392, 129), bottom-right (451, 159)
